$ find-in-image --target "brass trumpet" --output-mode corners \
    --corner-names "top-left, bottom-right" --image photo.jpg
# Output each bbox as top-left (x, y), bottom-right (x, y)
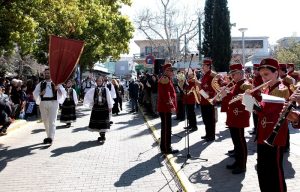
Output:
top-left (228, 80), bottom-right (271, 105)
top-left (208, 80), bottom-right (234, 104)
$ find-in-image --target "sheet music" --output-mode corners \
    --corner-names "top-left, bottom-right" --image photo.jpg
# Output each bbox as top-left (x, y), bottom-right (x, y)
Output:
top-left (261, 94), bottom-right (285, 103)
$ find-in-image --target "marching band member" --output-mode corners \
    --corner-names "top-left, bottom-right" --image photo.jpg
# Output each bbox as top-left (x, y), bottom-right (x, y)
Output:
top-left (251, 58), bottom-right (290, 192)
top-left (250, 63), bottom-right (263, 135)
top-left (33, 68), bottom-right (66, 145)
top-left (157, 63), bottom-right (178, 154)
top-left (60, 79), bottom-right (78, 128)
top-left (279, 63), bottom-right (295, 152)
top-left (287, 63), bottom-right (300, 82)
top-left (200, 59), bottom-right (218, 141)
top-left (183, 69), bottom-right (198, 132)
top-left (84, 76), bottom-right (114, 142)
top-left (222, 63), bottom-right (252, 174)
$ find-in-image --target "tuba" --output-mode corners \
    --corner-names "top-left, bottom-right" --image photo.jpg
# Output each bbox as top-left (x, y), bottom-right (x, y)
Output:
top-left (177, 71), bottom-right (186, 90)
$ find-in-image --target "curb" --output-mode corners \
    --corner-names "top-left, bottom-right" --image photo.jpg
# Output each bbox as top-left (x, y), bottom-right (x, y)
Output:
top-left (5, 120), bottom-right (33, 135)
top-left (140, 108), bottom-right (195, 192)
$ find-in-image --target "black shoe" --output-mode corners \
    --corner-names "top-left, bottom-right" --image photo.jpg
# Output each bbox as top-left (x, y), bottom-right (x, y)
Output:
top-left (228, 149), bottom-right (234, 154)
top-left (232, 167), bottom-right (246, 174)
top-left (48, 138), bottom-right (53, 145)
top-left (201, 136), bottom-right (207, 139)
top-left (43, 138), bottom-right (52, 144)
top-left (129, 110), bottom-right (134, 113)
top-left (0, 130), bottom-right (7, 136)
top-left (164, 149), bottom-right (179, 154)
top-left (97, 137), bottom-right (104, 142)
top-left (189, 127), bottom-right (198, 132)
top-left (184, 126), bottom-right (192, 130)
top-left (226, 163), bottom-right (237, 170)
top-left (66, 123), bottom-right (71, 128)
top-left (249, 131), bottom-right (256, 135)
top-left (109, 121), bottom-right (113, 124)
top-left (205, 137), bottom-right (215, 142)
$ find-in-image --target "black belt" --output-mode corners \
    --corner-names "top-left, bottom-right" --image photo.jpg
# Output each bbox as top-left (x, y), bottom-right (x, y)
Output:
top-left (41, 97), bottom-right (56, 101)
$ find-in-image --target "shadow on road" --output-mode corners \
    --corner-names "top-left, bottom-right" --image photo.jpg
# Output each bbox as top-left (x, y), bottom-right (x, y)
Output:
top-left (114, 153), bottom-right (164, 187)
top-left (50, 140), bottom-right (100, 157)
top-left (0, 143), bottom-right (48, 172)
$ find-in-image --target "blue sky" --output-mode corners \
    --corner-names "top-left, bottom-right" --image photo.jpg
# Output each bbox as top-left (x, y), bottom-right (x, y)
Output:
top-left (122, 0), bottom-right (300, 55)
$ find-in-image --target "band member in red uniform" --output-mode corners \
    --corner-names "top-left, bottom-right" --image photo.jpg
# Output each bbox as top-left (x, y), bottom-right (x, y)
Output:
top-left (183, 69), bottom-right (198, 131)
top-left (222, 63), bottom-right (252, 174)
top-left (279, 63), bottom-right (295, 95)
top-left (253, 58), bottom-right (290, 192)
top-left (287, 63), bottom-right (300, 82)
top-left (250, 63), bottom-right (263, 135)
top-left (157, 63), bottom-right (179, 154)
top-left (200, 59), bottom-right (217, 141)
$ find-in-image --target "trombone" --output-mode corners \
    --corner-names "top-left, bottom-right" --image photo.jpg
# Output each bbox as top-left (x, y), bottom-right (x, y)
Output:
top-left (228, 80), bottom-right (271, 105)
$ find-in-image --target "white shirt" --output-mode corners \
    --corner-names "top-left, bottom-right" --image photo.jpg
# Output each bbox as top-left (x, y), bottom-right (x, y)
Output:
top-left (83, 87), bottom-right (114, 109)
top-left (33, 81), bottom-right (66, 105)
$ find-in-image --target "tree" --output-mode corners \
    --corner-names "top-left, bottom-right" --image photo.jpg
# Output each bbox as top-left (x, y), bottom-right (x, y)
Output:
top-left (274, 41), bottom-right (300, 69)
top-left (0, 0), bottom-right (134, 71)
top-left (135, 0), bottom-right (200, 61)
top-left (211, 0), bottom-right (231, 72)
top-left (202, 0), bottom-right (214, 58)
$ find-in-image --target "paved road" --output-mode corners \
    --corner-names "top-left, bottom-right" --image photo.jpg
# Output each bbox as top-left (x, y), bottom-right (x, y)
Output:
top-left (0, 102), bottom-right (181, 192)
top-left (144, 106), bottom-right (300, 192)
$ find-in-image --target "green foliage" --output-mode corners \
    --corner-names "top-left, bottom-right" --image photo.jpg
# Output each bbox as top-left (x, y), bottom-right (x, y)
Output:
top-left (211, 0), bottom-right (231, 72)
top-left (0, 0), bottom-right (134, 70)
top-left (202, 0), bottom-right (214, 58)
top-left (274, 41), bottom-right (300, 69)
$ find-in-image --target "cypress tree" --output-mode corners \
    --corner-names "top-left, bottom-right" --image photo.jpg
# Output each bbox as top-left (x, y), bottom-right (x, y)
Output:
top-left (202, 0), bottom-right (214, 58)
top-left (212, 0), bottom-right (232, 72)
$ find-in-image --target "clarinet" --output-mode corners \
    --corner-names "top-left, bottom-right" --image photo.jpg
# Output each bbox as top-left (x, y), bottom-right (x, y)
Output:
top-left (264, 87), bottom-right (300, 146)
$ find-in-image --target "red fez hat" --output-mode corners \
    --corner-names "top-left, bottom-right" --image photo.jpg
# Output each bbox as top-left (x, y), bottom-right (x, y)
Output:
top-left (259, 58), bottom-right (279, 70)
top-left (203, 58), bottom-right (212, 65)
top-left (229, 63), bottom-right (243, 74)
top-left (163, 63), bottom-right (173, 71)
top-left (287, 63), bottom-right (294, 68)
top-left (253, 64), bottom-right (260, 69)
top-left (279, 63), bottom-right (287, 70)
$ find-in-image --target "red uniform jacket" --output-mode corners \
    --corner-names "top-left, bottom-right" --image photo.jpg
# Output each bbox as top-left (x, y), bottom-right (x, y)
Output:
top-left (256, 82), bottom-right (290, 146)
top-left (183, 78), bottom-right (196, 104)
top-left (157, 76), bottom-right (177, 113)
top-left (223, 79), bottom-right (252, 128)
top-left (253, 75), bottom-right (263, 88)
top-left (220, 81), bottom-right (235, 112)
top-left (200, 70), bottom-right (217, 105)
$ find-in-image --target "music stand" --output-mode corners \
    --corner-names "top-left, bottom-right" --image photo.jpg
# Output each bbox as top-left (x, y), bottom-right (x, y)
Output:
top-left (176, 54), bottom-right (208, 168)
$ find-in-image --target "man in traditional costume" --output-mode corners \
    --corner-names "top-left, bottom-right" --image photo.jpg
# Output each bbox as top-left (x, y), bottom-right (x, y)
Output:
top-left (84, 76), bottom-right (114, 142)
top-left (60, 79), bottom-right (78, 128)
top-left (33, 68), bottom-right (66, 145)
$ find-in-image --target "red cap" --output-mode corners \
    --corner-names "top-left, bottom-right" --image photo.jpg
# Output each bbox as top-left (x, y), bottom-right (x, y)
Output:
top-left (163, 63), bottom-right (173, 71)
top-left (253, 64), bottom-right (260, 69)
top-left (202, 58), bottom-right (212, 65)
top-left (279, 63), bottom-right (287, 70)
top-left (287, 63), bottom-right (294, 68)
top-left (229, 63), bottom-right (243, 74)
top-left (259, 58), bottom-right (279, 70)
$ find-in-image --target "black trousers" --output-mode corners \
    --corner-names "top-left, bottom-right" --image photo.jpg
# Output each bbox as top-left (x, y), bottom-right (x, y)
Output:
top-left (229, 127), bottom-right (247, 169)
top-left (176, 99), bottom-right (185, 120)
top-left (186, 104), bottom-right (197, 128)
top-left (201, 105), bottom-right (216, 139)
top-left (257, 144), bottom-right (286, 192)
top-left (159, 112), bottom-right (172, 152)
top-left (252, 112), bottom-right (258, 132)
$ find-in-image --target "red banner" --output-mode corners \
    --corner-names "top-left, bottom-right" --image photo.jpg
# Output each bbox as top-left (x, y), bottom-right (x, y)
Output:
top-left (48, 35), bottom-right (84, 85)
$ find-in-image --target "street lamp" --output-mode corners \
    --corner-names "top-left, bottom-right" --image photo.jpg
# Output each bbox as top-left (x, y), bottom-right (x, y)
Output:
top-left (238, 28), bottom-right (248, 65)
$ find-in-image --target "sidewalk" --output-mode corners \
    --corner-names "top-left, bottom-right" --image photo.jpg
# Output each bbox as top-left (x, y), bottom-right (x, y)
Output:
top-left (142, 105), bottom-right (300, 192)
top-left (0, 102), bottom-right (181, 192)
